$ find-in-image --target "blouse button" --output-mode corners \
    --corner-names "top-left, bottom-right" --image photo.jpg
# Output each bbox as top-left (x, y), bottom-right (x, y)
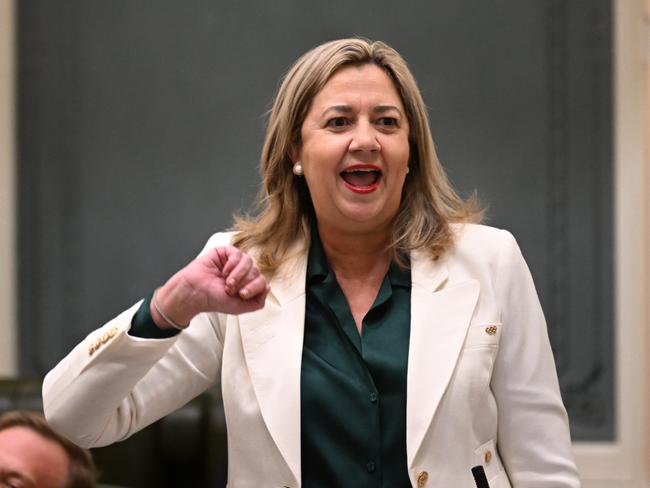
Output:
top-left (369, 392), bottom-right (378, 403)
top-left (366, 461), bottom-right (376, 473)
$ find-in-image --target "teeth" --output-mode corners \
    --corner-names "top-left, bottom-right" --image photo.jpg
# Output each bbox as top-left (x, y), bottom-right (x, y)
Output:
top-left (343, 168), bottom-right (379, 173)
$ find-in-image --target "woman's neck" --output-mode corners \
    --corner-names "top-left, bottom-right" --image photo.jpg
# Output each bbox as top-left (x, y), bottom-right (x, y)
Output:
top-left (316, 221), bottom-right (392, 280)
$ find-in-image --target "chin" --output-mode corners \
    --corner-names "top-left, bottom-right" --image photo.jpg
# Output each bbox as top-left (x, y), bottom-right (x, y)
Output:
top-left (345, 198), bottom-right (398, 220)
top-left (337, 210), bottom-right (395, 233)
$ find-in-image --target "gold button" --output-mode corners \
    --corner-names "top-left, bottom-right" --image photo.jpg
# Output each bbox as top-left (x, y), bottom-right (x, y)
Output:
top-left (88, 345), bottom-right (95, 355)
top-left (101, 333), bottom-right (110, 343)
top-left (484, 450), bottom-right (492, 463)
top-left (108, 327), bottom-right (118, 337)
top-left (485, 325), bottom-right (497, 336)
top-left (417, 471), bottom-right (428, 487)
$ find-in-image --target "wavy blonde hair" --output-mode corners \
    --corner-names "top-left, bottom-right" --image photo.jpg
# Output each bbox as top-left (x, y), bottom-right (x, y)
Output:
top-left (232, 38), bottom-right (482, 273)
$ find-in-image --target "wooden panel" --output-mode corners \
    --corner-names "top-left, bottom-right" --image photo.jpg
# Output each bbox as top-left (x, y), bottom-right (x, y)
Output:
top-left (0, 0), bottom-right (17, 376)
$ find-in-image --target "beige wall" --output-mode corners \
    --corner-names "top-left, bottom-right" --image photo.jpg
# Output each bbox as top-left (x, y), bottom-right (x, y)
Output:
top-left (0, 0), bottom-right (16, 377)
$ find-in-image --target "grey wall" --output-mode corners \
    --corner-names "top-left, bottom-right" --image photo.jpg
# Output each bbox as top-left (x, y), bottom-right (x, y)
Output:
top-left (18, 0), bottom-right (613, 441)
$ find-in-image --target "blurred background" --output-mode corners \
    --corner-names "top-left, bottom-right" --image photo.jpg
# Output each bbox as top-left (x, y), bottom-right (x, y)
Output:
top-left (0, 0), bottom-right (647, 487)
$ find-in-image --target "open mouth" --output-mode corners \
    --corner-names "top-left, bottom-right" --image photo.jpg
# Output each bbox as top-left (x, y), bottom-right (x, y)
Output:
top-left (340, 165), bottom-right (382, 193)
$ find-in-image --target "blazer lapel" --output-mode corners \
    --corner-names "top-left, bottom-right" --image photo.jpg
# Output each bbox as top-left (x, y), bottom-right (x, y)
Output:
top-left (406, 250), bottom-right (480, 467)
top-left (237, 253), bottom-right (308, 486)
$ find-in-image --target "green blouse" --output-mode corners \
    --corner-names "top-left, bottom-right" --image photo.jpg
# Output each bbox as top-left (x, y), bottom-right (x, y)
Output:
top-left (300, 227), bottom-right (412, 487)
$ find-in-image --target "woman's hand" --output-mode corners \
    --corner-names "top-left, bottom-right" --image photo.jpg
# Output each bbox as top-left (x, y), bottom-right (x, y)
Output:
top-left (150, 246), bottom-right (271, 330)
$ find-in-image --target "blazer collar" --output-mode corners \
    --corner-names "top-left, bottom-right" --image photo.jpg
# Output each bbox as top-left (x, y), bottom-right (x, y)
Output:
top-left (265, 242), bottom-right (309, 307)
top-left (410, 248), bottom-right (449, 292)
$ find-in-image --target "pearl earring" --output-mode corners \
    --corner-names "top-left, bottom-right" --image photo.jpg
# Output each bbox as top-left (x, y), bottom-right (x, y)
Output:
top-left (406, 167), bottom-right (410, 174)
top-left (293, 162), bottom-right (303, 176)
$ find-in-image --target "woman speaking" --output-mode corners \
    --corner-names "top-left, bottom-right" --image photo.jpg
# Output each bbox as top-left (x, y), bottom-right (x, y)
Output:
top-left (43, 39), bottom-right (580, 487)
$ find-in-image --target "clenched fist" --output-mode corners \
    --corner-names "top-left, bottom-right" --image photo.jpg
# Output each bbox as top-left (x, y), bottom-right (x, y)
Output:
top-left (150, 246), bottom-right (270, 330)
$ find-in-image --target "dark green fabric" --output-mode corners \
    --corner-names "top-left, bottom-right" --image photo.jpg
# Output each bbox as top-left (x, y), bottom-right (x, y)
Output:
top-left (301, 227), bottom-right (412, 488)
top-left (129, 291), bottom-right (180, 339)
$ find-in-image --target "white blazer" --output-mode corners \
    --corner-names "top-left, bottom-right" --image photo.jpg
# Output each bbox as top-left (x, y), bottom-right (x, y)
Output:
top-left (43, 224), bottom-right (580, 487)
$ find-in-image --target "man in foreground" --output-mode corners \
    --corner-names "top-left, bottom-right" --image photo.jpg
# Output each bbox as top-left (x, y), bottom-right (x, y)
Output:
top-left (0, 410), bottom-right (96, 488)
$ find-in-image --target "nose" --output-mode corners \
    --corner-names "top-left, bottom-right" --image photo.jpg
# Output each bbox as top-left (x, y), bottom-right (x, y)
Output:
top-left (348, 120), bottom-right (380, 153)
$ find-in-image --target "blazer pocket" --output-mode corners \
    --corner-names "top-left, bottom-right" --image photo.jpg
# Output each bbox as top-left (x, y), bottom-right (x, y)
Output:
top-left (463, 322), bottom-right (502, 349)
top-left (474, 439), bottom-right (507, 484)
top-left (455, 324), bottom-right (501, 393)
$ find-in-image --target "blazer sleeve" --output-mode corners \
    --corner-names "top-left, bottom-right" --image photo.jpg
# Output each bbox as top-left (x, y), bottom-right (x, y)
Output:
top-left (491, 230), bottom-right (581, 487)
top-left (42, 234), bottom-right (231, 448)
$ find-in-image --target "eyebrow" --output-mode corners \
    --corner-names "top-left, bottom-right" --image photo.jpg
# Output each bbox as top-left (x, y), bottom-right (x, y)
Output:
top-left (321, 104), bottom-right (403, 117)
top-left (374, 105), bottom-right (402, 115)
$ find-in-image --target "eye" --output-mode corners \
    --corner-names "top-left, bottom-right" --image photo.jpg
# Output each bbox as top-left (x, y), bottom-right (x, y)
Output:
top-left (325, 117), bottom-right (349, 129)
top-left (377, 117), bottom-right (398, 127)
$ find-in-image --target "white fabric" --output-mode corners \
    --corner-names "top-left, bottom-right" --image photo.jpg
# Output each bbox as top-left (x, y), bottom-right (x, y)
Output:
top-left (43, 224), bottom-right (581, 487)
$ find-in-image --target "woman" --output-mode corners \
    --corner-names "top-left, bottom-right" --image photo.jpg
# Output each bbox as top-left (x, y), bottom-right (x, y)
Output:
top-left (43, 39), bottom-right (580, 487)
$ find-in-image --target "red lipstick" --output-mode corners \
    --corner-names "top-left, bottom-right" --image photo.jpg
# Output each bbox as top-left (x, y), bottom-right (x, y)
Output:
top-left (340, 164), bottom-right (382, 194)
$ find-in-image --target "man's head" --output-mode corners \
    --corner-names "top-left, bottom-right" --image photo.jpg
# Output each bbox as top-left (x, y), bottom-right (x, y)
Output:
top-left (0, 411), bottom-right (96, 488)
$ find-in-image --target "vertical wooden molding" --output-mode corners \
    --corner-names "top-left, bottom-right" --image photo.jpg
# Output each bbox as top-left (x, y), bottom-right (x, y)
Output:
top-left (0, 0), bottom-right (17, 376)
top-left (644, 0), bottom-right (650, 480)
top-left (573, 0), bottom-right (647, 485)
top-left (644, 0), bottom-right (650, 478)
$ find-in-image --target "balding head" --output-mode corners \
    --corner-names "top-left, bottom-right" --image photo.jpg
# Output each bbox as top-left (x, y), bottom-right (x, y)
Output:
top-left (0, 411), bottom-right (96, 488)
top-left (0, 424), bottom-right (70, 488)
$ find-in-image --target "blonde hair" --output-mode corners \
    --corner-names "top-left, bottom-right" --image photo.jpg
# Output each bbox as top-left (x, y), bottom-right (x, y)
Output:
top-left (232, 38), bottom-right (482, 273)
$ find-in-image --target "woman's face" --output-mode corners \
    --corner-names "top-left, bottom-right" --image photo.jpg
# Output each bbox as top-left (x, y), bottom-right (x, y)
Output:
top-left (296, 63), bottom-right (410, 235)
